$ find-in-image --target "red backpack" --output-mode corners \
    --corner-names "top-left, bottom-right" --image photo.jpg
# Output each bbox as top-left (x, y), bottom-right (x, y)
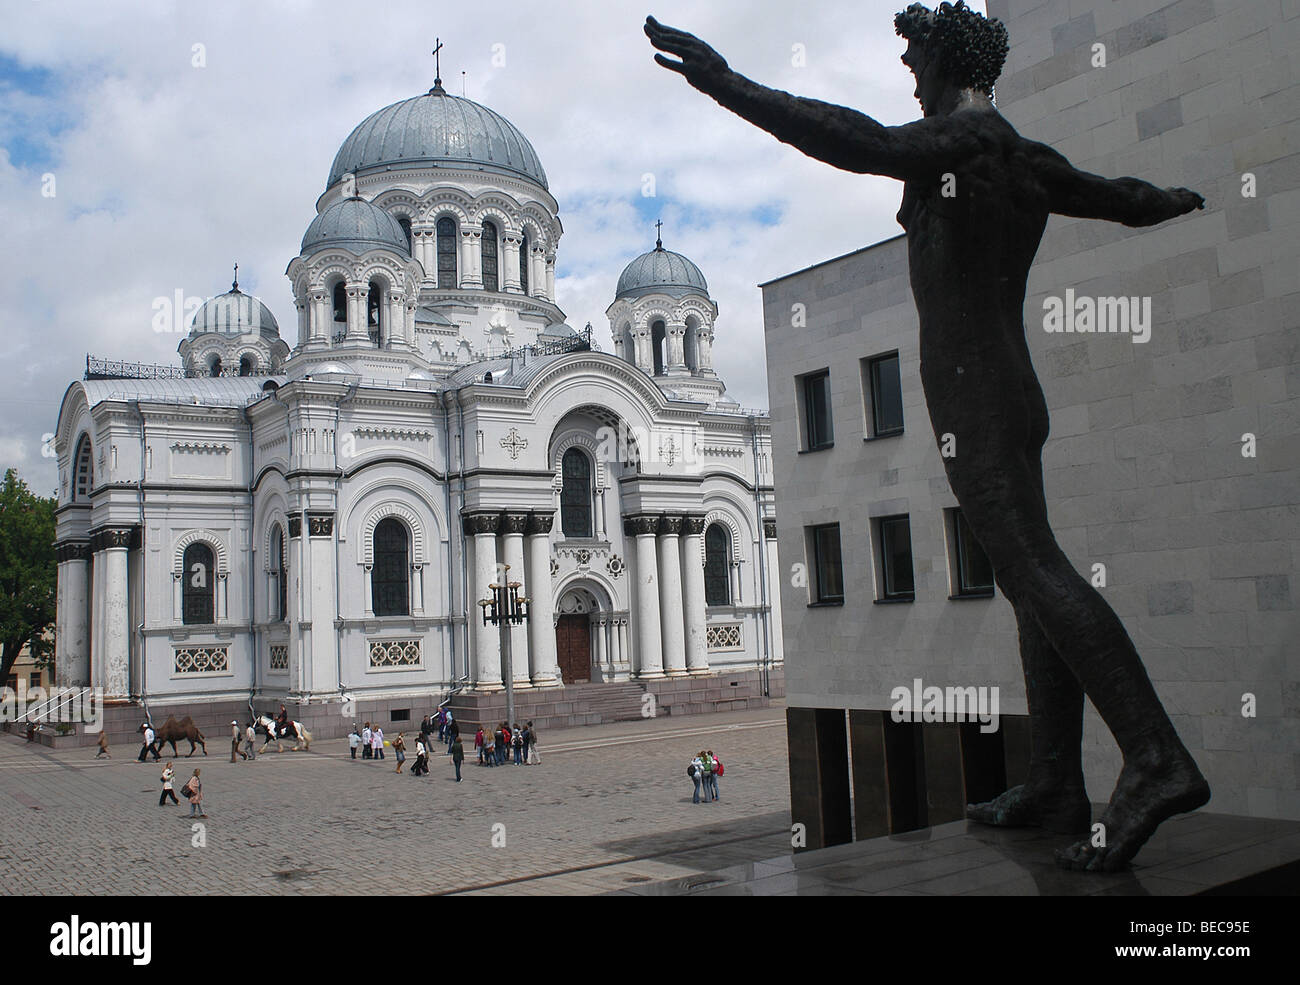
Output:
top-left (714, 759), bottom-right (724, 776)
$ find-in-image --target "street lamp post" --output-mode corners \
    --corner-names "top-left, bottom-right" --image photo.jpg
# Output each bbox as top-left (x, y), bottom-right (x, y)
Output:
top-left (478, 565), bottom-right (530, 732)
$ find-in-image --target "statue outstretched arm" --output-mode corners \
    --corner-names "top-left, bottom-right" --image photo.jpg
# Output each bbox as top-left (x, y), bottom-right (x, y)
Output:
top-left (1034, 142), bottom-right (1204, 226)
top-left (645, 16), bottom-right (974, 181)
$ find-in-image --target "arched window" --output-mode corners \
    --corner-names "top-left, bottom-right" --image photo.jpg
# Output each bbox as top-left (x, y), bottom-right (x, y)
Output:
top-left (272, 524), bottom-right (287, 622)
top-left (182, 542), bottom-right (216, 625)
top-left (481, 220), bottom-right (499, 292)
top-left (239, 355), bottom-right (253, 377)
top-left (208, 356), bottom-right (222, 378)
top-left (372, 517), bottom-right (410, 617)
top-left (704, 523), bottom-right (731, 605)
top-left (367, 281), bottom-right (383, 346)
top-left (651, 320), bottom-right (666, 375)
top-left (73, 434), bottom-right (93, 501)
top-left (332, 282), bottom-right (347, 325)
top-left (519, 233), bottom-right (529, 294)
top-left (398, 217), bottom-right (412, 254)
top-left (436, 217), bottom-right (457, 289)
top-left (560, 448), bottom-right (593, 538)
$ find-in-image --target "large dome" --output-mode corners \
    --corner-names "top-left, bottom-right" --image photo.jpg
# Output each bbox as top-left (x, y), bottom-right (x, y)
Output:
top-left (616, 245), bottom-right (709, 300)
top-left (189, 287), bottom-right (280, 340)
top-left (328, 89), bottom-right (548, 190)
top-left (301, 197), bottom-right (410, 256)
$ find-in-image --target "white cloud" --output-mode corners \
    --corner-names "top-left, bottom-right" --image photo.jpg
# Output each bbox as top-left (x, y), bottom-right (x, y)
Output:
top-left (0, 0), bottom-right (972, 489)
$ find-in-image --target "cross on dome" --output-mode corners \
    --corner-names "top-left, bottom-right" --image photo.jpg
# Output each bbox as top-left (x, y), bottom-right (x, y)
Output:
top-left (431, 38), bottom-right (445, 94)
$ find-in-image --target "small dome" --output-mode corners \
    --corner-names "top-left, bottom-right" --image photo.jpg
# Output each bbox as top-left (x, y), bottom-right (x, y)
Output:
top-left (328, 90), bottom-right (548, 190)
top-left (405, 369), bottom-right (435, 381)
top-left (189, 287), bottom-right (280, 340)
top-left (540, 321), bottom-right (577, 337)
top-left (616, 245), bottom-right (708, 300)
top-left (301, 197), bottom-right (409, 257)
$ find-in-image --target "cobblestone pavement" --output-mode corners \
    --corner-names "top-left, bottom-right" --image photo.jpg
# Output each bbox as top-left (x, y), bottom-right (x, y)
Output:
top-left (0, 706), bottom-right (791, 895)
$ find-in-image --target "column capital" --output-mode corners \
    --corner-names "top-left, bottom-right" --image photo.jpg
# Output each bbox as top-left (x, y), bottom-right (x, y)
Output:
top-left (89, 526), bottom-right (139, 552)
top-left (682, 514), bottom-right (707, 536)
top-left (657, 514), bottom-right (684, 536)
top-left (56, 540), bottom-right (91, 563)
top-left (763, 517), bottom-right (777, 539)
top-left (288, 515), bottom-right (302, 538)
top-left (307, 512), bottom-right (334, 537)
top-left (462, 511), bottom-right (501, 536)
top-left (502, 512), bottom-right (530, 535)
top-left (623, 513), bottom-right (660, 537)
top-left (525, 510), bottom-right (555, 536)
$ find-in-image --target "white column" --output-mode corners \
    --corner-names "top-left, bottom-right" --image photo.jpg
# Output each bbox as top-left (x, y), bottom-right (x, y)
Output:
top-left (764, 518), bottom-right (784, 664)
top-left (657, 515), bottom-right (688, 676)
top-left (98, 530), bottom-right (133, 700)
top-left (466, 513), bottom-right (502, 690)
top-left (501, 513), bottom-right (531, 690)
top-left (296, 299), bottom-right (308, 347)
top-left (531, 248), bottom-right (546, 299)
top-left (593, 616), bottom-right (607, 676)
top-left (697, 328), bottom-right (716, 372)
top-left (616, 618), bottom-right (628, 666)
top-left (461, 227), bottom-right (483, 288)
top-left (55, 544), bottom-right (91, 687)
top-left (411, 563), bottom-right (424, 615)
top-left (309, 290), bottom-right (328, 344)
top-left (363, 564), bottom-right (374, 616)
top-left (502, 234), bottom-right (522, 292)
top-left (304, 513), bottom-right (337, 699)
top-left (526, 512), bottom-right (559, 687)
top-left (627, 515), bottom-right (664, 678)
top-left (545, 254), bottom-right (556, 301)
top-left (345, 285), bottom-right (367, 341)
top-left (666, 322), bottom-right (687, 372)
top-left (682, 515), bottom-right (710, 675)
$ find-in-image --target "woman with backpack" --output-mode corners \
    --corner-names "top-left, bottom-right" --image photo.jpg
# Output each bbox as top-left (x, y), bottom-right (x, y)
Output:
top-left (707, 750), bottom-right (722, 801)
top-left (689, 753), bottom-right (706, 803)
top-left (181, 768), bottom-right (205, 818)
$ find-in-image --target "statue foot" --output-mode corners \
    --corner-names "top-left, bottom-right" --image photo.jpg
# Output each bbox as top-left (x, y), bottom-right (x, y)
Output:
top-left (966, 783), bottom-right (1091, 834)
top-left (1055, 750), bottom-right (1209, 872)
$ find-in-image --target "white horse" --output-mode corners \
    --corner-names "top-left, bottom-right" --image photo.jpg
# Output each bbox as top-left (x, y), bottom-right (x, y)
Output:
top-left (256, 714), bottom-right (312, 752)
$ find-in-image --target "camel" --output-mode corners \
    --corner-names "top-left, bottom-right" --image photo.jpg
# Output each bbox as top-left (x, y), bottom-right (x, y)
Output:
top-left (154, 715), bottom-right (207, 757)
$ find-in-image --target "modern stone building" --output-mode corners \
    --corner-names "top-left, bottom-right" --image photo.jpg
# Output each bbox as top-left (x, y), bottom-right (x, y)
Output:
top-left (763, 0), bottom-right (1299, 849)
top-left (51, 71), bottom-right (783, 744)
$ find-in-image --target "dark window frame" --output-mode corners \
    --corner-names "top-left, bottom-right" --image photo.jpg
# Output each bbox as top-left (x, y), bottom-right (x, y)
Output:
top-left (865, 351), bottom-right (904, 439)
top-left (371, 517), bottom-right (411, 617)
top-left (877, 514), bottom-right (915, 603)
top-left (560, 448), bottom-right (593, 539)
top-left (799, 369), bottom-right (833, 451)
top-left (704, 523), bottom-right (731, 606)
top-left (481, 220), bottom-right (499, 292)
top-left (809, 522), bottom-right (844, 606)
top-left (951, 509), bottom-right (995, 598)
top-left (182, 542), bottom-right (216, 625)
top-left (436, 216), bottom-right (457, 289)
top-left (519, 233), bottom-right (529, 294)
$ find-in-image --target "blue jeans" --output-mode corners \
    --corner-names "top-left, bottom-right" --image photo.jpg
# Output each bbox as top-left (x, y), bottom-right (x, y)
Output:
top-left (692, 774), bottom-right (702, 803)
top-left (513, 745), bottom-right (522, 764)
top-left (708, 774), bottom-right (719, 800)
top-left (454, 758), bottom-right (462, 781)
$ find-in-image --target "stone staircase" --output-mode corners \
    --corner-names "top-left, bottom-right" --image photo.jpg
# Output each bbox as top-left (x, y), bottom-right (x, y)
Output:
top-left (447, 680), bottom-right (647, 734)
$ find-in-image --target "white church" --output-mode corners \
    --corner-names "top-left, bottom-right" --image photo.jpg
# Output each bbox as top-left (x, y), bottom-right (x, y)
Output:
top-left (52, 69), bottom-right (783, 738)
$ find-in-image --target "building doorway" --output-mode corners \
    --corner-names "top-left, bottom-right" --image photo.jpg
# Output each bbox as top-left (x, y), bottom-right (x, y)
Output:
top-left (555, 614), bottom-right (591, 685)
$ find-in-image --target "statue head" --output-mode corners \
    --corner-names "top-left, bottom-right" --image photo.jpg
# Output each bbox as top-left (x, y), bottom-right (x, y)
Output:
top-left (895, 1), bottom-right (1008, 114)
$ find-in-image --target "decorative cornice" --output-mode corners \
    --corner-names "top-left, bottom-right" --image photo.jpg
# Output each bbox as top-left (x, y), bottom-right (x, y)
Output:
top-left (763, 518), bottom-right (777, 539)
top-left (682, 514), bottom-right (707, 536)
top-left (623, 514), bottom-right (660, 537)
top-left (55, 540), bottom-right (91, 563)
top-left (658, 514), bottom-right (684, 536)
top-left (352, 427), bottom-right (434, 441)
top-left (90, 526), bottom-right (139, 552)
top-left (170, 442), bottom-right (232, 454)
top-left (288, 516), bottom-right (302, 538)
top-left (502, 512), bottom-right (530, 535)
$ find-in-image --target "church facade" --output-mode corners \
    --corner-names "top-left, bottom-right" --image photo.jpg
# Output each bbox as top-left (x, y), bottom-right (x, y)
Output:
top-left (52, 74), bottom-right (782, 737)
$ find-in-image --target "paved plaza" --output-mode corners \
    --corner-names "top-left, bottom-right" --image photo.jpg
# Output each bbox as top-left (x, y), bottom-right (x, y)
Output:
top-left (0, 706), bottom-right (791, 895)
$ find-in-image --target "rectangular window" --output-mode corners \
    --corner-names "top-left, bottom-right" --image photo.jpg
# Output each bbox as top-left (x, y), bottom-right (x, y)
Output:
top-left (30, 674), bottom-right (41, 691)
top-left (809, 523), bottom-right (844, 605)
top-left (951, 509), bottom-right (995, 597)
top-left (878, 515), bottom-right (915, 602)
top-left (799, 370), bottom-right (833, 451)
top-left (863, 352), bottom-right (904, 438)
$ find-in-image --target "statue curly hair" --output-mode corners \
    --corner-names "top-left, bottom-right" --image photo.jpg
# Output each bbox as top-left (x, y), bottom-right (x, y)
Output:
top-left (895, 1), bottom-right (1009, 98)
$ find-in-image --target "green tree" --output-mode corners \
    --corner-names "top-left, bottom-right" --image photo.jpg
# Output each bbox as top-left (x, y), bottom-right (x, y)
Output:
top-left (0, 469), bottom-right (57, 685)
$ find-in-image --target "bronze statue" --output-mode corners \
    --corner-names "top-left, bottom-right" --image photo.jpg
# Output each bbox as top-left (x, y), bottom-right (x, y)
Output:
top-left (646, 1), bottom-right (1209, 871)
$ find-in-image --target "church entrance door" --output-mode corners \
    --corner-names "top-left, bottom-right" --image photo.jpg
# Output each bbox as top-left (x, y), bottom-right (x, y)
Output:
top-left (555, 614), bottom-right (591, 685)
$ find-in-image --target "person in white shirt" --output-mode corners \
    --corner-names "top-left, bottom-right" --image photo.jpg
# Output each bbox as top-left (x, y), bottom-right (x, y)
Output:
top-left (362, 723), bottom-right (373, 760)
top-left (138, 723), bottom-right (158, 763)
top-left (689, 754), bottom-right (706, 803)
top-left (372, 725), bottom-right (385, 760)
top-left (413, 737), bottom-right (428, 776)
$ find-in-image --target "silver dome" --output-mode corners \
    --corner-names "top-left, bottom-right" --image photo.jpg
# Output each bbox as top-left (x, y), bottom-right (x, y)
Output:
top-left (301, 197), bottom-right (410, 257)
top-left (189, 288), bottom-right (280, 340)
top-left (616, 246), bottom-right (709, 300)
top-left (328, 90), bottom-right (548, 190)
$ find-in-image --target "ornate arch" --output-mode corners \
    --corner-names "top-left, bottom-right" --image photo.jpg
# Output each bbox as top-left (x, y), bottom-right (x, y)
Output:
top-left (554, 574), bottom-right (616, 613)
top-left (550, 429), bottom-right (609, 492)
top-left (703, 509), bottom-right (744, 564)
top-left (420, 194), bottom-right (471, 225)
top-left (173, 529), bottom-right (230, 575)
top-left (261, 507), bottom-right (288, 572)
top-left (359, 503), bottom-right (426, 565)
top-left (312, 263), bottom-right (356, 292)
top-left (358, 264), bottom-right (401, 294)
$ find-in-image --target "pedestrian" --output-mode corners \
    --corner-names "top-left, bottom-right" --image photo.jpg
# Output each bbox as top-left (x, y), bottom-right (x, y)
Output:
top-left (707, 750), bottom-right (721, 801)
top-left (420, 715), bottom-right (432, 744)
top-left (230, 720), bottom-right (246, 762)
top-left (526, 721), bottom-right (541, 765)
top-left (450, 734), bottom-right (465, 782)
top-left (436, 707), bottom-right (447, 743)
top-left (373, 724), bottom-right (385, 760)
top-left (348, 724), bottom-right (361, 759)
top-left (519, 723), bottom-right (531, 765)
top-left (413, 736), bottom-right (428, 776)
top-left (361, 722), bottom-right (372, 759)
top-left (95, 730), bottom-right (110, 759)
top-left (512, 723), bottom-right (523, 765)
top-left (698, 750), bottom-right (715, 802)
top-left (159, 762), bottom-right (178, 806)
top-left (495, 723), bottom-right (507, 765)
top-left (446, 715), bottom-right (459, 754)
top-left (483, 727), bottom-right (496, 767)
top-left (393, 732), bottom-right (406, 774)
top-left (475, 726), bottom-right (485, 765)
top-left (244, 722), bottom-right (257, 761)
top-left (689, 753), bottom-right (705, 803)
top-left (138, 722), bottom-right (157, 763)
top-left (181, 768), bottom-right (206, 818)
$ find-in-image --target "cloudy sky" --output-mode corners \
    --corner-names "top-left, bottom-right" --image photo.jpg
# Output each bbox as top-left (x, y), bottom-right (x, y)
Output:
top-left (1, 0), bottom-right (984, 494)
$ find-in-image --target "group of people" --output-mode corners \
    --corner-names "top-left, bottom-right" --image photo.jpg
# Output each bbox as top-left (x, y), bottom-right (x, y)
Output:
top-left (474, 721), bottom-right (540, 767)
top-left (158, 762), bottom-right (205, 817)
top-left (348, 722), bottom-right (388, 760)
top-left (688, 750), bottom-right (724, 803)
top-left (230, 720), bottom-right (259, 762)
